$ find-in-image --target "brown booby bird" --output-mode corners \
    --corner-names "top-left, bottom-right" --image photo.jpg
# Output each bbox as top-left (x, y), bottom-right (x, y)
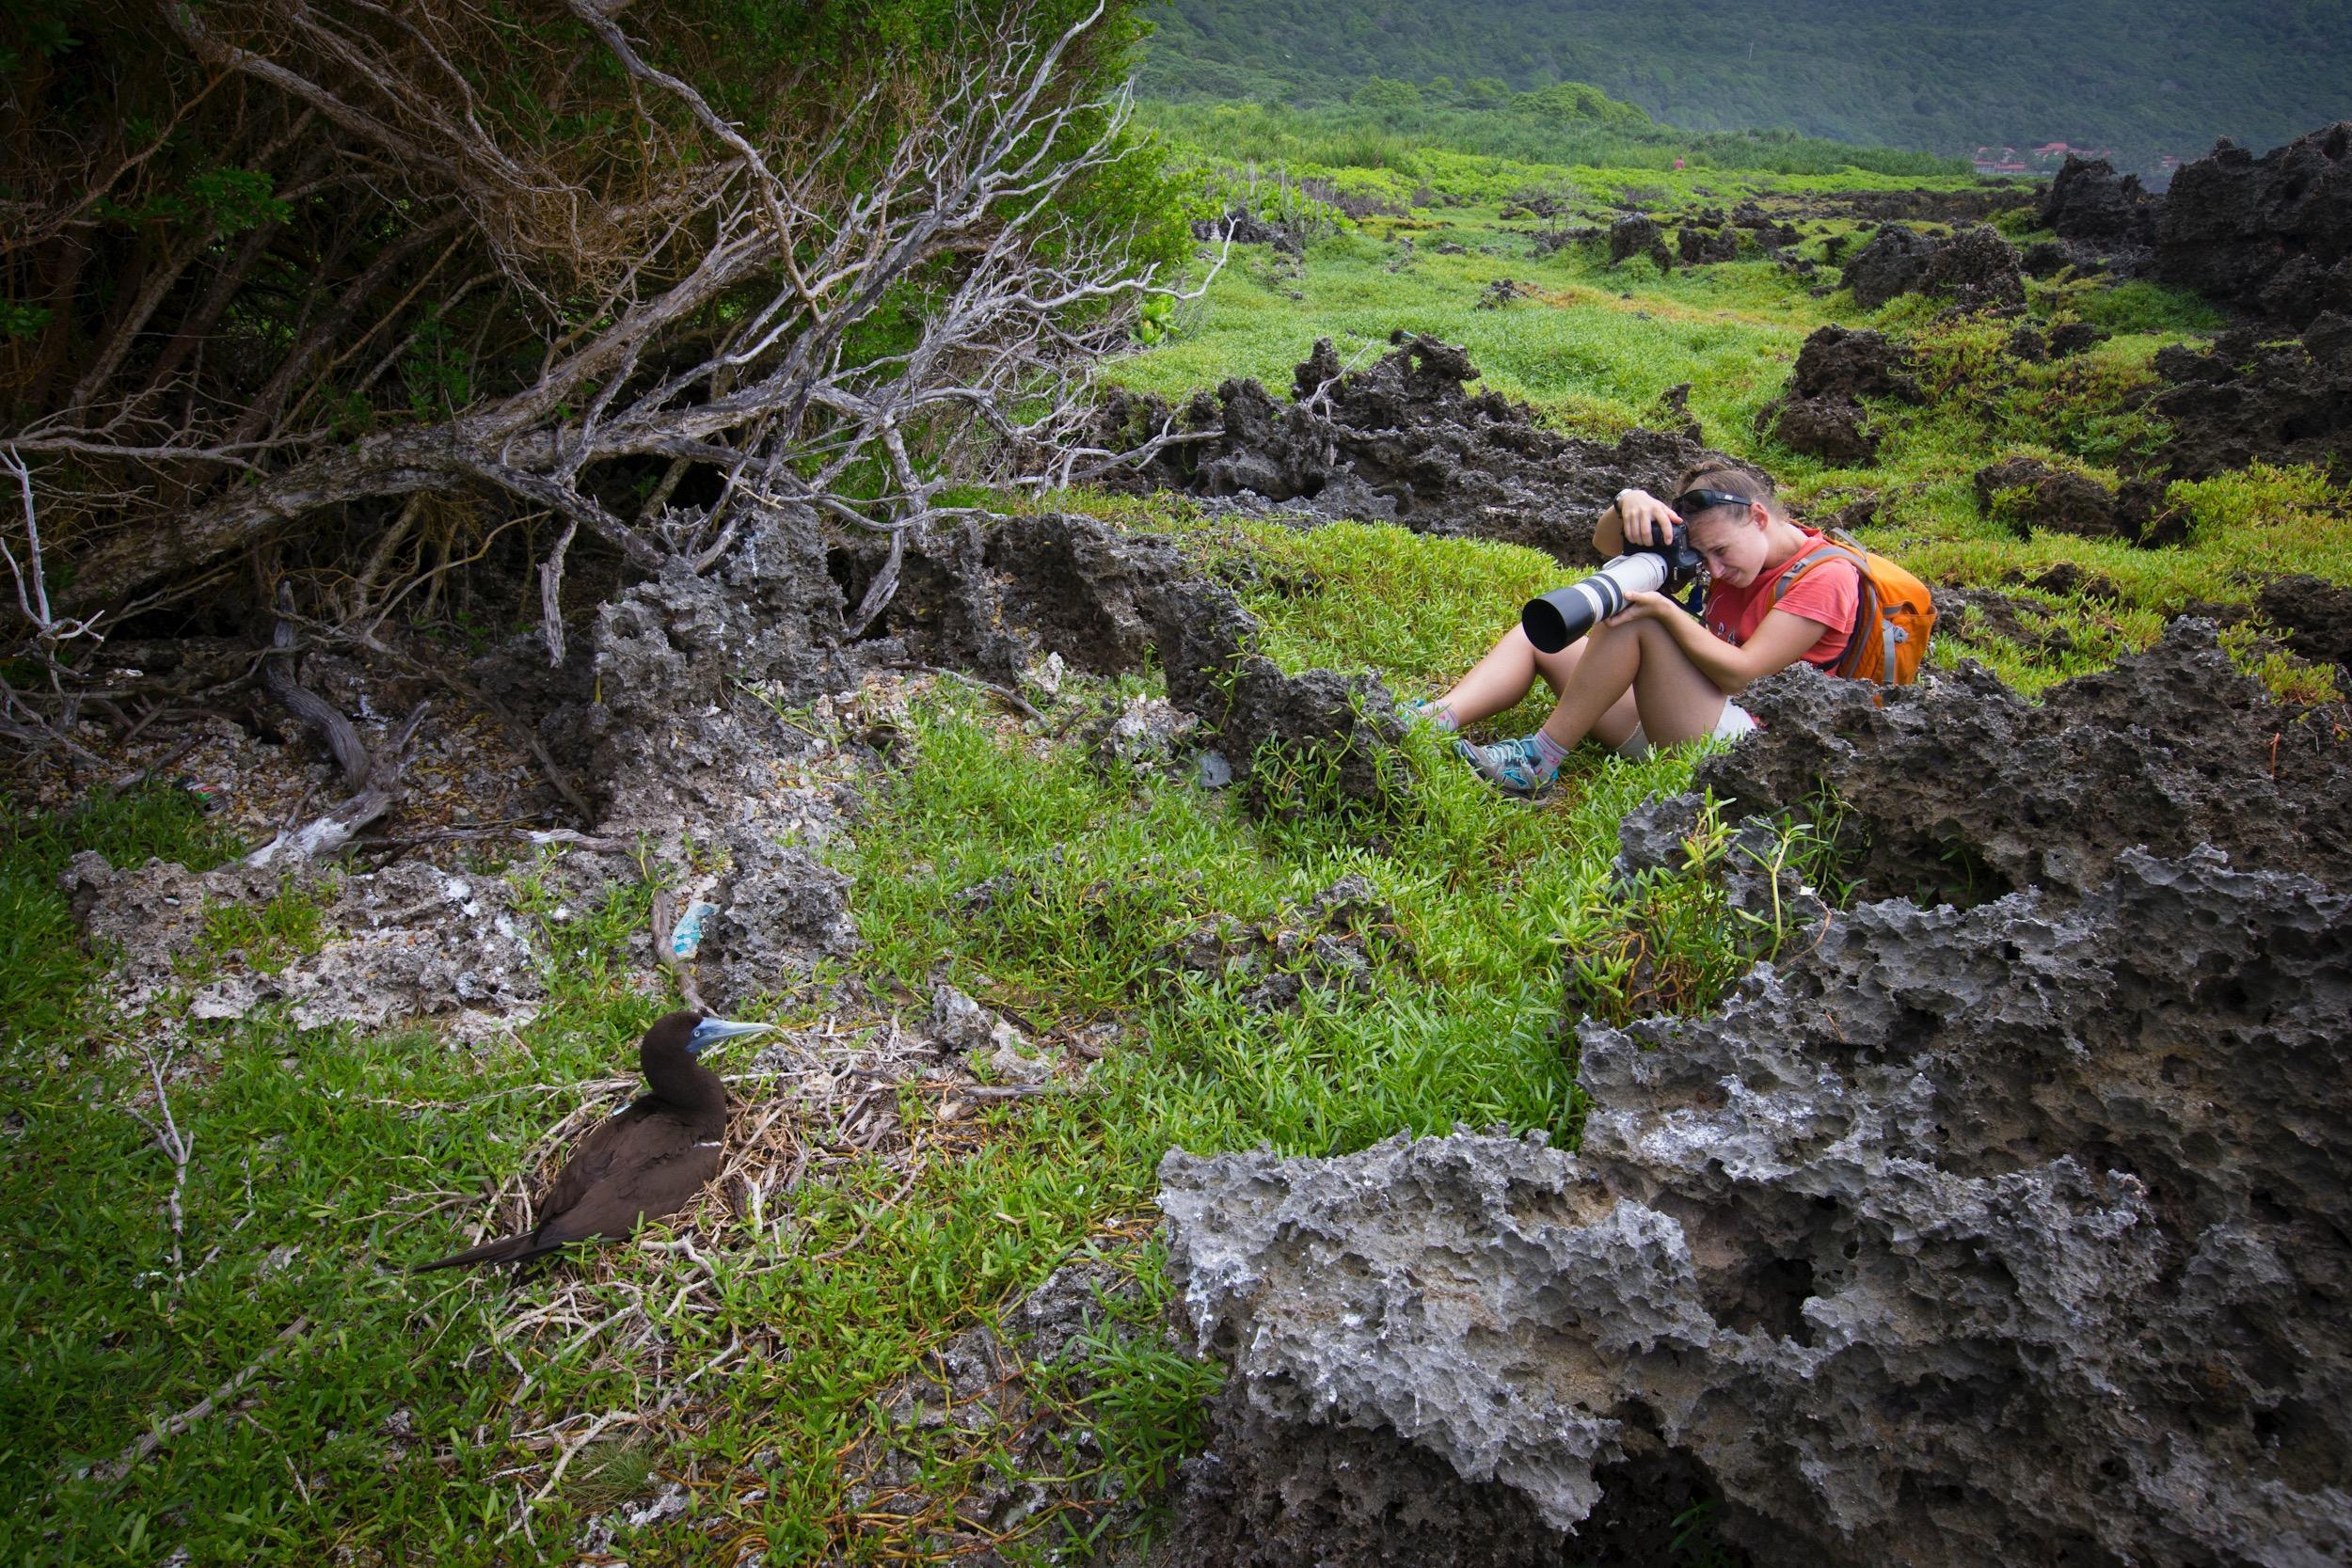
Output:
top-left (415, 1011), bottom-right (771, 1271)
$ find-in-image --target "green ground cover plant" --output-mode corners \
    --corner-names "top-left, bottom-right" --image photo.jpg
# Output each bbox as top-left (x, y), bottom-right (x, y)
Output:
top-left (1142, 95), bottom-right (1965, 179)
top-left (2, 661), bottom-right (1824, 1560)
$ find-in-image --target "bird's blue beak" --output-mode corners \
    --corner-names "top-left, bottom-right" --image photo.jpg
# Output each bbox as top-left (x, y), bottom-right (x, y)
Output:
top-left (687, 1017), bottom-right (775, 1056)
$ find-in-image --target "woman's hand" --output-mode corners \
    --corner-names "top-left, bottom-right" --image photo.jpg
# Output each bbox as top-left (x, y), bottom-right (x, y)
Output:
top-left (1613, 488), bottom-right (1683, 548)
top-left (1604, 589), bottom-right (1677, 626)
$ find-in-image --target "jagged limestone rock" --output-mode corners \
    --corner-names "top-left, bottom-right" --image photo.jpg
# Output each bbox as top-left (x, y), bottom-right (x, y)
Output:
top-left (1155, 618), bottom-right (2352, 1568)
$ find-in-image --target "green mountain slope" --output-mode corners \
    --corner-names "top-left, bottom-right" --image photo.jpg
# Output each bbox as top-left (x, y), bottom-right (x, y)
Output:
top-left (1138, 0), bottom-right (2350, 170)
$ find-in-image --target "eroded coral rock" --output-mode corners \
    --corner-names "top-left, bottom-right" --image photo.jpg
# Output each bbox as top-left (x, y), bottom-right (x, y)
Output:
top-left (1155, 619), bottom-right (2352, 1568)
top-left (1160, 850), bottom-right (2352, 1568)
top-left (1969, 456), bottom-right (2152, 542)
top-left (1093, 333), bottom-right (1719, 565)
top-left (1700, 621), bottom-right (2352, 903)
top-left (700, 835), bottom-right (858, 1005)
top-left (1677, 225), bottom-right (1740, 265)
top-left (1149, 577), bottom-right (1406, 813)
top-left (63, 852), bottom-right (547, 1032)
top-left (2041, 155), bottom-right (2163, 249)
top-left (1842, 223), bottom-right (1938, 309)
top-left (572, 502), bottom-right (844, 835)
top-left (1842, 223), bottom-right (2023, 312)
top-left (1608, 214), bottom-right (1672, 271)
top-left (2157, 122), bottom-right (2352, 328)
top-left (2152, 313), bottom-right (2352, 480)
top-left (1765, 326), bottom-right (1921, 465)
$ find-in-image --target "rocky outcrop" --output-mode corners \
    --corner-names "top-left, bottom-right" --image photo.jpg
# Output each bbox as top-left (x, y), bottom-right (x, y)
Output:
top-left (1151, 577), bottom-right (1406, 814)
top-left (1699, 620), bottom-right (2352, 902)
top-left (2157, 122), bottom-right (2352, 328)
top-left (1968, 456), bottom-right (2174, 545)
top-left (1093, 333), bottom-right (1719, 564)
top-left (1843, 223), bottom-right (2025, 312)
top-left (2041, 155), bottom-right (2162, 248)
top-left (1763, 325), bottom-right (1922, 464)
top-left (2152, 312), bottom-right (2352, 480)
top-left (1677, 225), bottom-right (1740, 265)
top-left (2258, 574), bottom-right (2352, 673)
top-left (1816, 186), bottom-right (2020, 224)
top-left (1608, 214), bottom-right (1672, 270)
top-left (1154, 622), bottom-right (2352, 1568)
top-left (834, 510), bottom-right (1408, 814)
top-left (1842, 222), bottom-right (1937, 309)
top-left (1192, 205), bottom-right (1302, 253)
top-left (567, 502), bottom-right (847, 835)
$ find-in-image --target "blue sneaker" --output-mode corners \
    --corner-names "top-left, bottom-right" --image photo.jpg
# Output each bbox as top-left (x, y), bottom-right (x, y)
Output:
top-left (1454, 735), bottom-right (1551, 797)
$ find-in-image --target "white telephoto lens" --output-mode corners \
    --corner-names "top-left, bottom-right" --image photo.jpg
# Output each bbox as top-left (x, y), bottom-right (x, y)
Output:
top-left (1522, 551), bottom-right (1673, 653)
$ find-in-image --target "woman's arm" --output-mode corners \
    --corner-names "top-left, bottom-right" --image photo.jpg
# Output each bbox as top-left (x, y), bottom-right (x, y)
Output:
top-left (1611, 596), bottom-right (1834, 694)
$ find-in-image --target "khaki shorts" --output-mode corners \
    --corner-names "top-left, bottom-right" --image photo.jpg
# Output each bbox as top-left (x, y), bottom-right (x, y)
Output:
top-left (1613, 699), bottom-right (1758, 760)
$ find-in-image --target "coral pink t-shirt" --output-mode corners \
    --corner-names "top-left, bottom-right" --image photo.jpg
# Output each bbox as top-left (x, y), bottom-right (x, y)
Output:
top-left (1702, 529), bottom-right (1859, 670)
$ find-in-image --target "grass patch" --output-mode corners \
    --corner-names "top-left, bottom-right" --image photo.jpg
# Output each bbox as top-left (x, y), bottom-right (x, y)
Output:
top-left (0, 786), bottom-right (243, 1043)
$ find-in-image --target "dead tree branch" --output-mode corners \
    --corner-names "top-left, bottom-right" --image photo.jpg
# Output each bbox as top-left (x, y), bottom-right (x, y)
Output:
top-left (8, 0), bottom-right (1218, 722)
top-left (246, 699), bottom-right (430, 868)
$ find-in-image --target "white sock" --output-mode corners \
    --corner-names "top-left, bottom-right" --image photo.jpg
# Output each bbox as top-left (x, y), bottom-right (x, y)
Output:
top-left (1529, 728), bottom-right (1571, 777)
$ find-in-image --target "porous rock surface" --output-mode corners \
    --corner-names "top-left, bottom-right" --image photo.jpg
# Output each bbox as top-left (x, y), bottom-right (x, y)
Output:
top-left (1841, 223), bottom-right (2024, 312)
top-left (1154, 618), bottom-right (2352, 1568)
top-left (1095, 333), bottom-right (1718, 564)
top-left (65, 506), bottom-right (1421, 1027)
top-left (1698, 619), bottom-right (2352, 902)
top-left (1763, 325), bottom-right (1922, 465)
top-left (1677, 224), bottom-right (1740, 265)
top-left (2152, 312), bottom-right (2352, 480)
top-left (2258, 574), bottom-right (2352, 673)
top-left (1607, 214), bottom-right (1672, 271)
top-left (2040, 155), bottom-right (2162, 251)
top-left (2157, 121), bottom-right (2352, 329)
top-left (1967, 455), bottom-right (2174, 545)
top-left (61, 851), bottom-right (548, 1033)
top-left (839, 509), bottom-right (1407, 810)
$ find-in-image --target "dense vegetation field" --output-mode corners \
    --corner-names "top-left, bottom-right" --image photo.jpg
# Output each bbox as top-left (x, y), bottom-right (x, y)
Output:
top-left (1120, 141), bottom-right (2347, 699)
top-left (1138, 0), bottom-right (2351, 170)
top-left (5, 112), bottom-right (2345, 1566)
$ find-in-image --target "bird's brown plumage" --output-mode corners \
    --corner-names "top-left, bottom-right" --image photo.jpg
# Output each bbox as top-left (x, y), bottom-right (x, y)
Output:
top-left (415, 1011), bottom-right (742, 1272)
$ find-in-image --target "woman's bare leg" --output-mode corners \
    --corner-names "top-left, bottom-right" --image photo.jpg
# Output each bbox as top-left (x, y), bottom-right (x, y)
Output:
top-left (1438, 624), bottom-right (1636, 738)
top-left (1624, 620), bottom-right (1735, 744)
top-left (1537, 620), bottom-right (1722, 750)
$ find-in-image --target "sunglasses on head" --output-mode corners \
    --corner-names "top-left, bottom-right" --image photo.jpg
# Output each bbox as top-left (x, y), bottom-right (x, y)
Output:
top-left (1673, 487), bottom-right (1760, 517)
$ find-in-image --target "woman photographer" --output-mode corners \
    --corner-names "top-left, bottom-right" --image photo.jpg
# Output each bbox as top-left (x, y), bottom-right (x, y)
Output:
top-left (1419, 464), bottom-right (1860, 796)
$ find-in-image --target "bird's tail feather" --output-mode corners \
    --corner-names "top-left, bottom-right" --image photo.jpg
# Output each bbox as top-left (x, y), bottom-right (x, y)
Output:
top-left (412, 1231), bottom-right (544, 1272)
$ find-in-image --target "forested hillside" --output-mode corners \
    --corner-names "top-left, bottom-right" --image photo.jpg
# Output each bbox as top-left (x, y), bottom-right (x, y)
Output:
top-left (1139, 0), bottom-right (2349, 170)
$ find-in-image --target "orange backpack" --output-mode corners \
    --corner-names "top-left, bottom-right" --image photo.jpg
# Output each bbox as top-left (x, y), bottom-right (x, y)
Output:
top-left (1772, 530), bottom-right (1935, 684)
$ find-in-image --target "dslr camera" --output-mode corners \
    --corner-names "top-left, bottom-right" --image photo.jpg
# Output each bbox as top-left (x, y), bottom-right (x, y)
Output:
top-left (1521, 521), bottom-right (1707, 654)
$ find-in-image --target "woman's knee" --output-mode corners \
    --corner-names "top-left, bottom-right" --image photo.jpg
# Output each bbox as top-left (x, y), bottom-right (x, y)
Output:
top-left (1531, 636), bottom-right (1585, 694)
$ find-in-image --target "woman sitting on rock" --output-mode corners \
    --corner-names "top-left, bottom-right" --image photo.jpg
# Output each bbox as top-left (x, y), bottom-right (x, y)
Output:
top-left (1419, 464), bottom-right (1860, 795)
